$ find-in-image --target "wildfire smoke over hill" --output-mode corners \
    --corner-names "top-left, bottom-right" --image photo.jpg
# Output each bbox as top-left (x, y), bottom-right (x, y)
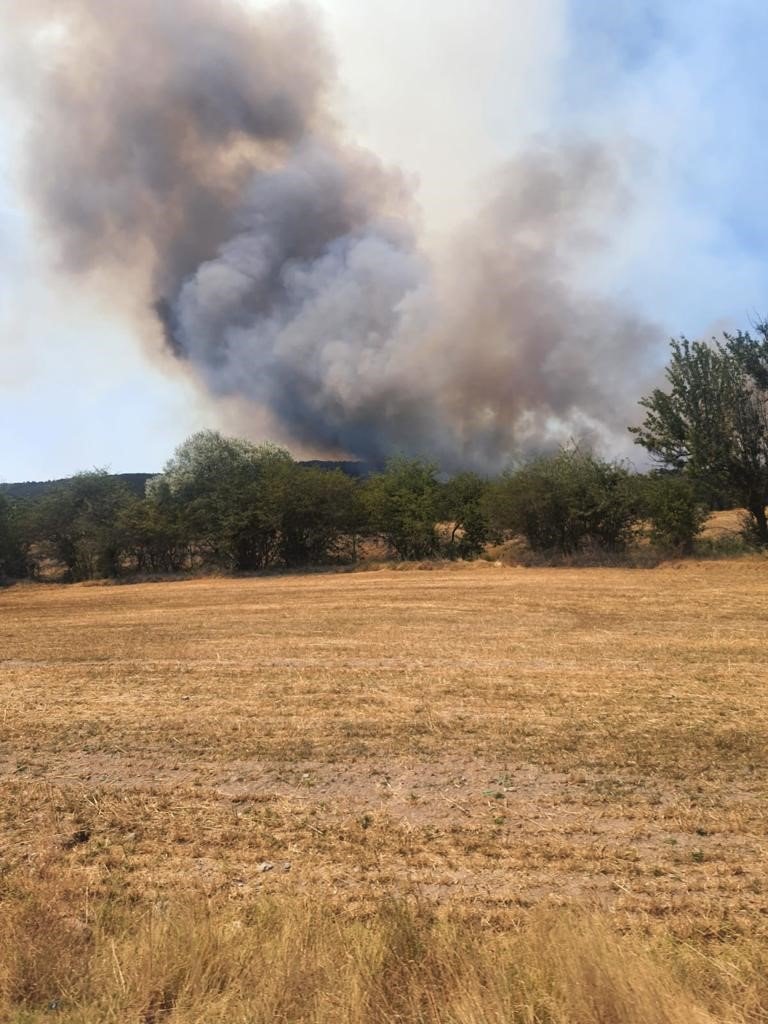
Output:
top-left (6, 0), bottom-right (661, 469)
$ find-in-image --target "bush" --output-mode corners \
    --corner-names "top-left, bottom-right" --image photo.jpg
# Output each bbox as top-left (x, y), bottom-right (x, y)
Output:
top-left (487, 448), bottom-right (640, 556)
top-left (0, 494), bottom-right (27, 579)
top-left (439, 472), bottom-right (490, 560)
top-left (362, 457), bottom-right (440, 561)
top-left (694, 533), bottom-right (756, 559)
top-left (279, 466), bottom-right (362, 567)
top-left (640, 474), bottom-right (708, 554)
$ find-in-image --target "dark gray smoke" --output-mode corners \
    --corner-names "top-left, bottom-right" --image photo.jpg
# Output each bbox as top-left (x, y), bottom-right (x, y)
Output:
top-left (7, 0), bottom-right (663, 469)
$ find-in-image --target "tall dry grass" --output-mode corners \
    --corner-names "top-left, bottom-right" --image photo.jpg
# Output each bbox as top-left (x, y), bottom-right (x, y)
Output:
top-left (2, 864), bottom-right (767, 1024)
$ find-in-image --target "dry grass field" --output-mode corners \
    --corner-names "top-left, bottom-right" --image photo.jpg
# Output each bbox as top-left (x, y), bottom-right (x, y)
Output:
top-left (2, 555), bottom-right (768, 1021)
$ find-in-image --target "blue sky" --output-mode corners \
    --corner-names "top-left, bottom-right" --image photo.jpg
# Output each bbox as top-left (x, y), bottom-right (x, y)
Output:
top-left (557, 0), bottom-right (768, 333)
top-left (1, 0), bottom-right (767, 480)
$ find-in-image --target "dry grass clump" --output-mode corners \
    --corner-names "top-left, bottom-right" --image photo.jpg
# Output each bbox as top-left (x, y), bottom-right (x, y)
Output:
top-left (701, 509), bottom-right (749, 540)
top-left (2, 863), bottom-right (767, 1024)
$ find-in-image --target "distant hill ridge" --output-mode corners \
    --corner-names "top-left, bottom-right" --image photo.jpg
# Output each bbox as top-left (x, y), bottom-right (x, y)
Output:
top-left (0, 462), bottom-right (370, 501)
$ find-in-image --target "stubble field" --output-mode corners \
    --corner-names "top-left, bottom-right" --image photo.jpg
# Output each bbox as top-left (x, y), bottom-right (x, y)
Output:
top-left (2, 557), bottom-right (768, 1021)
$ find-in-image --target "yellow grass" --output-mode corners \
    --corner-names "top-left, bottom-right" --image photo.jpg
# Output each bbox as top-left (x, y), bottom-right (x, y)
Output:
top-left (701, 509), bottom-right (751, 540)
top-left (2, 558), bottom-right (768, 1020)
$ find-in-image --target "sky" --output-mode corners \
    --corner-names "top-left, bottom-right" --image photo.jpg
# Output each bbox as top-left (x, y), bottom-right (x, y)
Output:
top-left (1, 0), bottom-right (767, 481)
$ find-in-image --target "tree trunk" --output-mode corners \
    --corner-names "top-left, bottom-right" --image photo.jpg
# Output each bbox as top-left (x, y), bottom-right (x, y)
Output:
top-left (749, 501), bottom-right (768, 545)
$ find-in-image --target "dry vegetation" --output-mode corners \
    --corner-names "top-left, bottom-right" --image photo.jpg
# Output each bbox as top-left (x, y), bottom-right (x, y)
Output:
top-left (1, 552), bottom-right (768, 1021)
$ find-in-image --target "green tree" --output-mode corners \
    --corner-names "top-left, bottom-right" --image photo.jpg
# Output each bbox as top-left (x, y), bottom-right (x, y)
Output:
top-left (725, 322), bottom-right (768, 389)
top-left (279, 466), bottom-right (362, 567)
top-left (152, 431), bottom-right (294, 570)
top-left (362, 457), bottom-right (440, 561)
top-left (632, 336), bottom-right (768, 543)
top-left (0, 494), bottom-right (28, 579)
top-left (440, 472), bottom-right (490, 559)
top-left (30, 471), bottom-right (134, 580)
top-left (487, 447), bottom-right (639, 556)
top-left (639, 473), bottom-right (708, 554)
top-left (118, 483), bottom-right (190, 573)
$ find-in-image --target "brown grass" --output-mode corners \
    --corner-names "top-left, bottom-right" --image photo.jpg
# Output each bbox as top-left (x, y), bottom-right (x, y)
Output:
top-left (701, 509), bottom-right (748, 540)
top-left (4, 880), bottom-right (768, 1023)
top-left (2, 558), bottom-right (768, 1020)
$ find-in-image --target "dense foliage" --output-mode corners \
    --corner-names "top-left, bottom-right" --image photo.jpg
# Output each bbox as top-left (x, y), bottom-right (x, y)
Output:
top-left (0, 493), bottom-right (26, 579)
top-left (0, 441), bottom-right (706, 581)
top-left (486, 449), bottom-right (640, 555)
top-left (633, 328), bottom-right (768, 543)
top-left (4, 326), bottom-right (768, 581)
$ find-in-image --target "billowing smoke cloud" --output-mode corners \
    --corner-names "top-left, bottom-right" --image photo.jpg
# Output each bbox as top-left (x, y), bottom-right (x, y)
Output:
top-left (6, 0), bottom-right (663, 469)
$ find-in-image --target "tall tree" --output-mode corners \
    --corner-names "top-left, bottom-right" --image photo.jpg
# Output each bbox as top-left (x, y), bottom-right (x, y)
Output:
top-left (279, 466), bottom-right (362, 567)
top-left (632, 336), bottom-right (768, 543)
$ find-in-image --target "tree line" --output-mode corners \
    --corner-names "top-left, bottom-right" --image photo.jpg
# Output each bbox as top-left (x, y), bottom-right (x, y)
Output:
top-left (2, 325), bottom-right (768, 581)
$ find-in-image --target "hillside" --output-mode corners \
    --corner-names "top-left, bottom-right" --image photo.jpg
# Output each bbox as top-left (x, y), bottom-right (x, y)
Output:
top-left (0, 472), bottom-right (154, 501)
top-left (0, 461), bottom-right (370, 501)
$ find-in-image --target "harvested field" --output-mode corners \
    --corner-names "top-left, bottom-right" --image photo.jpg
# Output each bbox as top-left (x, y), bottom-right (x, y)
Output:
top-left (2, 558), bottom-right (768, 1020)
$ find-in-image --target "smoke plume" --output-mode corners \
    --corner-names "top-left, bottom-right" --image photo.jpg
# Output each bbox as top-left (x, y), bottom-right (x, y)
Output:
top-left (7, 0), bottom-right (663, 469)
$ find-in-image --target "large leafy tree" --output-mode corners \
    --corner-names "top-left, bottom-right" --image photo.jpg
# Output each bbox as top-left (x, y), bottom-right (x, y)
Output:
top-left (150, 431), bottom-right (364, 569)
top-left (362, 456), bottom-right (441, 561)
top-left (150, 430), bottom-right (294, 571)
top-left (279, 466), bottom-right (362, 567)
top-left (29, 471), bottom-right (136, 580)
top-left (118, 482), bottom-right (190, 574)
top-left (632, 334), bottom-right (768, 543)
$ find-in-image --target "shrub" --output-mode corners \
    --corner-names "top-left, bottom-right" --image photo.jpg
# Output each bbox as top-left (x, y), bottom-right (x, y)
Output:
top-left (487, 447), bottom-right (640, 556)
top-left (439, 472), bottom-right (490, 559)
top-left (279, 466), bottom-right (362, 567)
top-left (362, 457), bottom-right (440, 561)
top-left (0, 494), bottom-right (27, 579)
top-left (640, 474), bottom-right (708, 554)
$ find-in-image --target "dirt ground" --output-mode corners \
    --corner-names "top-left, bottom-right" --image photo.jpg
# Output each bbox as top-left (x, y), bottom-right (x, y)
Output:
top-left (1, 556), bottom-right (767, 936)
